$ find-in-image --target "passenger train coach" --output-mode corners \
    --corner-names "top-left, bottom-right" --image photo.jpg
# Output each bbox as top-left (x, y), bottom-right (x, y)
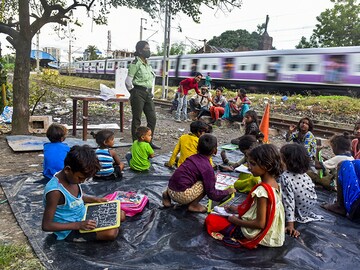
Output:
top-left (61, 46), bottom-right (360, 94)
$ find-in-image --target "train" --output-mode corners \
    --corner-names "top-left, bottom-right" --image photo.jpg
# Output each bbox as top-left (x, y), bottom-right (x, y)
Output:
top-left (59, 46), bottom-right (360, 94)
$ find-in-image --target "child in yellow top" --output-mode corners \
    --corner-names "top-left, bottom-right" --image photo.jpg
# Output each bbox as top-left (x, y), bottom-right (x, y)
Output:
top-left (165, 121), bottom-right (212, 168)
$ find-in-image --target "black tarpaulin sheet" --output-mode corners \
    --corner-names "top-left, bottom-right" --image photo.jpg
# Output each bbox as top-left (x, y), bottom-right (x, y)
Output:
top-left (1, 152), bottom-right (360, 270)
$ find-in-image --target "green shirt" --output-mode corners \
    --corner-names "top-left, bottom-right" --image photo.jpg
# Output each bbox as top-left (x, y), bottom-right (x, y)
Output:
top-left (128, 56), bottom-right (155, 88)
top-left (130, 140), bottom-right (154, 171)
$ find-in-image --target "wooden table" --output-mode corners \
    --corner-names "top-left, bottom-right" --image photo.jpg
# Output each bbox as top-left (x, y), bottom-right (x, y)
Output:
top-left (71, 95), bottom-right (129, 141)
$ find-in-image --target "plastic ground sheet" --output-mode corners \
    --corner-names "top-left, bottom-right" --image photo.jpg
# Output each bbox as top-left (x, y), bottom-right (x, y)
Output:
top-left (1, 152), bottom-right (360, 270)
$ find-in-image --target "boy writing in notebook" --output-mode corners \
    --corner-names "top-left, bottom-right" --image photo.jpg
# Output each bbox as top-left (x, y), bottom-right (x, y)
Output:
top-left (42, 145), bottom-right (125, 242)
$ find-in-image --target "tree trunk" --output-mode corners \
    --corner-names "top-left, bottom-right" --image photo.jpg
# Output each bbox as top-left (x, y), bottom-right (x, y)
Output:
top-left (12, 41), bottom-right (31, 134)
top-left (11, 0), bottom-right (31, 135)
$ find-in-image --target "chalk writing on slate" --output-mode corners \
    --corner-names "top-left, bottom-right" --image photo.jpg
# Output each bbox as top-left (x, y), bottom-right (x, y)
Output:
top-left (80, 200), bottom-right (120, 233)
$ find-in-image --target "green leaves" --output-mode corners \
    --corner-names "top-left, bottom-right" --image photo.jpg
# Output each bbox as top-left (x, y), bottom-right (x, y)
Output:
top-left (297, 0), bottom-right (360, 48)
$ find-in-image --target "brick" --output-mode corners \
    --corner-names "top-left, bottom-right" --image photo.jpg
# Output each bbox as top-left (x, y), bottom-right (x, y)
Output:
top-left (29, 115), bottom-right (53, 134)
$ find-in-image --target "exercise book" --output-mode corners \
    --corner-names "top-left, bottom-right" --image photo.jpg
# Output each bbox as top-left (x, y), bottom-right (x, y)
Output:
top-left (207, 173), bottom-right (238, 213)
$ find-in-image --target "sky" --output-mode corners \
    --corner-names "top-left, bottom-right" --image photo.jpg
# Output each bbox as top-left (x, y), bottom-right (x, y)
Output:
top-left (0, 0), bottom-right (334, 62)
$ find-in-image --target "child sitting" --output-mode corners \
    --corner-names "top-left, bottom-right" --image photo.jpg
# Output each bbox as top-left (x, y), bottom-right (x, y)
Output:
top-left (43, 123), bottom-right (70, 180)
top-left (279, 144), bottom-right (323, 238)
top-left (162, 134), bottom-right (236, 213)
top-left (205, 144), bottom-right (285, 248)
top-left (285, 117), bottom-right (317, 160)
top-left (165, 121), bottom-right (211, 168)
top-left (222, 88), bottom-right (251, 123)
top-left (230, 110), bottom-right (261, 145)
top-left (91, 130), bottom-right (125, 180)
top-left (322, 160), bottom-right (360, 220)
top-left (351, 120), bottom-right (360, 159)
top-left (314, 132), bottom-right (354, 190)
top-left (126, 126), bottom-right (154, 171)
top-left (42, 145), bottom-right (126, 242)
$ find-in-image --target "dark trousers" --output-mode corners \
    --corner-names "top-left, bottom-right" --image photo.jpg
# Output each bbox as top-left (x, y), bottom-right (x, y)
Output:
top-left (130, 87), bottom-right (156, 141)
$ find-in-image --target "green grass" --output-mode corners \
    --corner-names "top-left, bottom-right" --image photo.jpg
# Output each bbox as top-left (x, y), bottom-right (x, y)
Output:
top-left (31, 74), bottom-right (360, 119)
top-left (0, 243), bottom-right (44, 269)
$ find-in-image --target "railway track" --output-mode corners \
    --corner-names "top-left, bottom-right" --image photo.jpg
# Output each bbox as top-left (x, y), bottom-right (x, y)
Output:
top-left (153, 98), bottom-right (354, 137)
top-left (46, 83), bottom-right (354, 138)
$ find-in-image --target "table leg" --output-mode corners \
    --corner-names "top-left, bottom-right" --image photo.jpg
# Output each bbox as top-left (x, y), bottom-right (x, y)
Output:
top-left (72, 99), bottom-right (77, 136)
top-left (120, 102), bottom-right (124, 132)
top-left (83, 100), bottom-right (89, 141)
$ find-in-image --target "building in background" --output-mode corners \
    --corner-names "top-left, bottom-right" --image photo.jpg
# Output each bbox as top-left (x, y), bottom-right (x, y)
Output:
top-left (43, 47), bottom-right (60, 62)
top-left (112, 50), bottom-right (134, 59)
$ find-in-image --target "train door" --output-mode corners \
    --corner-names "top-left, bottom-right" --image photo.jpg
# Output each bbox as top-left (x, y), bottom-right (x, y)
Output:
top-left (190, 59), bottom-right (198, 76)
top-left (267, 56), bottom-right (281, 80)
top-left (223, 58), bottom-right (234, 79)
top-left (324, 55), bottom-right (346, 83)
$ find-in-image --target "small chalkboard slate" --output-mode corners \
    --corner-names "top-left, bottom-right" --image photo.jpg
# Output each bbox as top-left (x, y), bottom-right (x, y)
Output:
top-left (80, 200), bottom-right (121, 233)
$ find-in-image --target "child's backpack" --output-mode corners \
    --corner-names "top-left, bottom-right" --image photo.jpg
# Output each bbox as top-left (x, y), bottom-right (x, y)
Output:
top-left (105, 191), bottom-right (149, 217)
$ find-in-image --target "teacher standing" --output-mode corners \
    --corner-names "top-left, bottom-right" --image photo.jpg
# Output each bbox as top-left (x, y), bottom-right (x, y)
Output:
top-left (125, 41), bottom-right (161, 149)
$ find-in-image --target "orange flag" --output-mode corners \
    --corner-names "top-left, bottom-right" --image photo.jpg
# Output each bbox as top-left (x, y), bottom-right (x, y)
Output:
top-left (259, 103), bottom-right (270, 143)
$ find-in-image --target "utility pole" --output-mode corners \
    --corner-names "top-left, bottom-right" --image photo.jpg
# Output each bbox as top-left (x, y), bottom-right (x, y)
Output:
top-left (161, 0), bottom-right (171, 99)
top-left (140, 18), bottom-right (147, 40)
top-left (36, 31), bottom-right (40, 74)
top-left (68, 27), bottom-right (72, 75)
top-left (107, 30), bottom-right (112, 58)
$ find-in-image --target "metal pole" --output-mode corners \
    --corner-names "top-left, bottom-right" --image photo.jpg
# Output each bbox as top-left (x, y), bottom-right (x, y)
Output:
top-left (140, 18), bottom-right (147, 40)
top-left (161, 0), bottom-right (171, 99)
top-left (36, 32), bottom-right (40, 74)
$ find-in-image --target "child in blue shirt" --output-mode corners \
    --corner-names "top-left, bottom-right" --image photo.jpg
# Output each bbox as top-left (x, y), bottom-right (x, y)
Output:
top-left (43, 123), bottom-right (70, 180)
top-left (42, 145), bottom-right (125, 242)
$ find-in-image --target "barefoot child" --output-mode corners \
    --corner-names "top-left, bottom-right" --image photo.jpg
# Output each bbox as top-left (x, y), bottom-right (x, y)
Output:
top-left (42, 145), bottom-right (125, 242)
top-left (279, 144), bottom-right (323, 238)
top-left (162, 134), bottom-right (236, 213)
top-left (322, 160), bottom-right (360, 220)
top-left (43, 123), bottom-right (70, 180)
top-left (126, 126), bottom-right (155, 171)
top-left (205, 144), bottom-right (285, 248)
top-left (91, 130), bottom-right (125, 180)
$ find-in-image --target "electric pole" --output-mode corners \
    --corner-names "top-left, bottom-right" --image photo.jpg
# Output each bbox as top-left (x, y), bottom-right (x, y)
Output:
top-left (161, 0), bottom-right (171, 99)
top-left (140, 18), bottom-right (147, 40)
top-left (36, 31), bottom-right (40, 74)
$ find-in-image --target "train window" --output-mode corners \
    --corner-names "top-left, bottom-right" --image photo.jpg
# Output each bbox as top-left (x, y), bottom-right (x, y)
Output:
top-left (170, 61), bottom-right (175, 69)
top-left (358, 64), bottom-right (360, 72)
top-left (289, 64), bottom-right (298, 71)
top-left (252, 64), bottom-right (259, 71)
top-left (203, 64), bottom-right (208, 70)
top-left (239, 64), bottom-right (247, 71)
top-left (305, 64), bottom-right (314, 72)
top-left (212, 65), bottom-right (217, 70)
top-left (99, 63), bottom-right (104, 68)
top-left (181, 64), bottom-right (186, 70)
